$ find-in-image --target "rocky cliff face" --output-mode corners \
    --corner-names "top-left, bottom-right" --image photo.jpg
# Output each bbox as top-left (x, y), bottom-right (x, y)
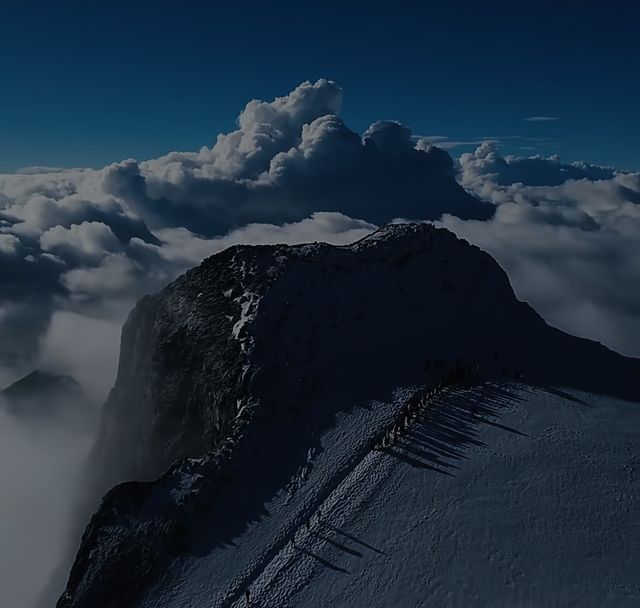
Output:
top-left (90, 246), bottom-right (249, 489)
top-left (57, 223), bottom-right (640, 607)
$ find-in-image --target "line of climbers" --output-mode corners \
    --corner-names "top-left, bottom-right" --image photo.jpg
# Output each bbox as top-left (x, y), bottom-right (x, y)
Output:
top-left (371, 356), bottom-right (478, 451)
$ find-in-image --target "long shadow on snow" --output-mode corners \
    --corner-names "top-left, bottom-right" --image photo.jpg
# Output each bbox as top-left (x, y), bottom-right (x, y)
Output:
top-left (261, 383), bottom-right (529, 580)
top-left (294, 546), bottom-right (350, 575)
top-left (187, 376), bottom-right (398, 559)
top-left (189, 381), bottom-right (525, 572)
top-left (327, 525), bottom-right (387, 556)
top-left (382, 383), bottom-right (527, 474)
top-left (186, 379), bottom-right (585, 576)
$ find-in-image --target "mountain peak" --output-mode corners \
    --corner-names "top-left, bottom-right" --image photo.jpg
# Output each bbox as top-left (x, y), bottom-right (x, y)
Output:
top-left (3, 369), bottom-right (79, 398)
top-left (57, 224), bottom-right (640, 608)
top-left (1, 369), bottom-right (87, 418)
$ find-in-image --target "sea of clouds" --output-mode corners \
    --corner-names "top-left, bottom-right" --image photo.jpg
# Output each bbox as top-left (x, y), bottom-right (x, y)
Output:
top-left (442, 141), bottom-right (640, 357)
top-left (2, 78), bottom-right (637, 397)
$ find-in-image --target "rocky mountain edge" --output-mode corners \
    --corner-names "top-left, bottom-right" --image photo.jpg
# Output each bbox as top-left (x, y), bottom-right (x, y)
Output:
top-left (57, 223), bottom-right (640, 607)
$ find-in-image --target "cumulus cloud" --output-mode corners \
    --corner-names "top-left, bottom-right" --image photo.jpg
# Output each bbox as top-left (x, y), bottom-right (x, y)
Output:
top-left (443, 143), bottom-right (640, 357)
top-left (459, 141), bottom-right (616, 187)
top-left (40, 221), bottom-right (122, 265)
top-left (118, 85), bottom-right (490, 235)
top-left (0, 233), bottom-right (20, 255)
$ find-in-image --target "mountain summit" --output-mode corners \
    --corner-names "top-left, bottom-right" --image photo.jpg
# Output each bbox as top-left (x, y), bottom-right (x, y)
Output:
top-left (57, 223), bottom-right (640, 607)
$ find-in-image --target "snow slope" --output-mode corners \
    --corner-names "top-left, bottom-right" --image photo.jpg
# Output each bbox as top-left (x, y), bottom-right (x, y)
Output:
top-left (57, 223), bottom-right (640, 607)
top-left (137, 382), bottom-right (640, 608)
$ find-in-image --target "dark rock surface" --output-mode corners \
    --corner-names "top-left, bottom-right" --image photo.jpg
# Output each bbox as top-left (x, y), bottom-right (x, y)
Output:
top-left (57, 223), bottom-right (640, 607)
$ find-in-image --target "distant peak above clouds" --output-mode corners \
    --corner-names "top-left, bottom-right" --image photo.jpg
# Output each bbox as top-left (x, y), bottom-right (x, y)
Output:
top-left (1, 369), bottom-right (95, 428)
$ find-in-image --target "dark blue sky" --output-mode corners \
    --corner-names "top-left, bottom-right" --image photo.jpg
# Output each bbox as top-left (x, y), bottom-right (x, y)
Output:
top-left (1, 0), bottom-right (638, 172)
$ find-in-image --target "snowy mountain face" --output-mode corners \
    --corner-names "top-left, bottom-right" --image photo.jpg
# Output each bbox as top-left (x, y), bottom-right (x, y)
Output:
top-left (57, 223), bottom-right (640, 607)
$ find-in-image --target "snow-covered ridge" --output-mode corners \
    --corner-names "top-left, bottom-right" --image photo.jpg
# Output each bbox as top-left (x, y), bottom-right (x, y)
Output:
top-left (56, 223), bottom-right (640, 607)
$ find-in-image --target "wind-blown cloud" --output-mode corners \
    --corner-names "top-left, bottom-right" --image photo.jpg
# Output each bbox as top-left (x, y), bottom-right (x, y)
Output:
top-left (523, 116), bottom-right (560, 122)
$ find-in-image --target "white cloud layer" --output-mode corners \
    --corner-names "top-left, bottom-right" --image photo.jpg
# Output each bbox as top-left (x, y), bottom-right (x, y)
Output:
top-left (441, 143), bottom-right (640, 357)
top-left (0, 80), bottom-right (638, 389)
top-left (0, 407), bottom-right (93, 608)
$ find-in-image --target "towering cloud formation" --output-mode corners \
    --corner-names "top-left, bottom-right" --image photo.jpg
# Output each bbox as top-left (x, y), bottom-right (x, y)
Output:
top-left (107, 81), bottom-right (489, 234)
top-left (0, 79), bottom-right (492, 377)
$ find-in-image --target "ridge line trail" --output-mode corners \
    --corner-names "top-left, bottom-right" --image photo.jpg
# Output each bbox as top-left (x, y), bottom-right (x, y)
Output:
top-left (222, 381), bottom-right (508, 608)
